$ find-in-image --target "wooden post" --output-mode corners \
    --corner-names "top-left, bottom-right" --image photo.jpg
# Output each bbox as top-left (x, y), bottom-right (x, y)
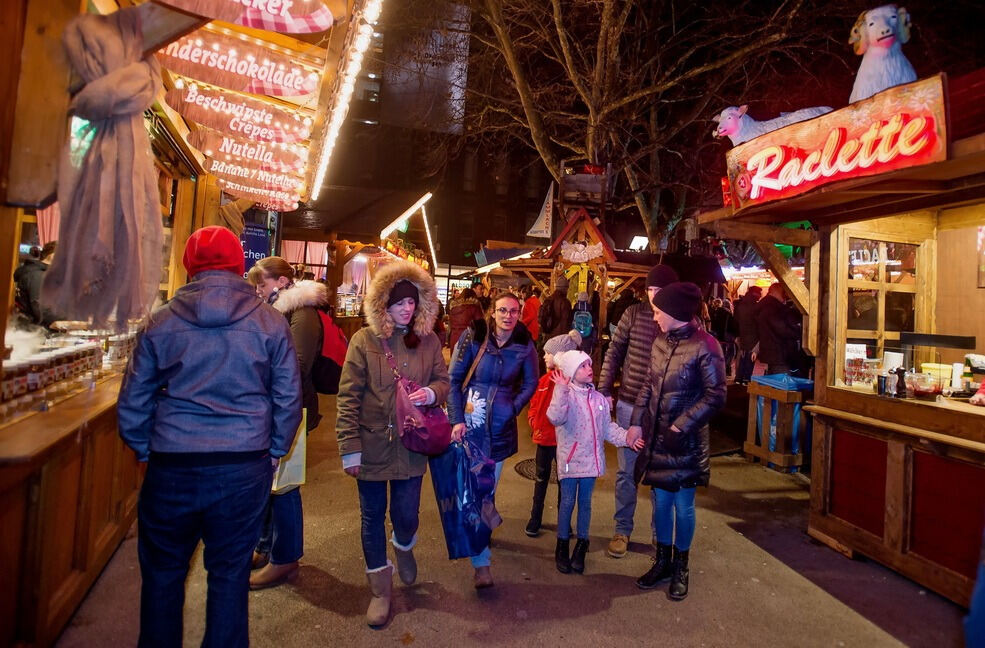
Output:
top-left (0, 207), bottom-right (22, 355)
top-left (166, 178), bottom-right (197, 296)
top-left (804, 239), bottom-right (821, 356)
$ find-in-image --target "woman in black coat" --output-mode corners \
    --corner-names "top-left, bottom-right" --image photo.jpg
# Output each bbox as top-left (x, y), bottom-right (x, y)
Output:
top-left (628, 283), bottom-right (726, 600)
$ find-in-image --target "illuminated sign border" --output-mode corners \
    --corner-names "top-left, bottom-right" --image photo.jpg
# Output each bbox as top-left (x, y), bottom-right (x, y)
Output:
top-left (725, 75), bottom-right (948, 209)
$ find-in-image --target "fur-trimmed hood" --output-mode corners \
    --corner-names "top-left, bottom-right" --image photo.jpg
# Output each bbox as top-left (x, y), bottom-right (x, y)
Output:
top-left (271, 280), bottom-right (329, 314)
top-left (365, 261), bottom-right (439, 338)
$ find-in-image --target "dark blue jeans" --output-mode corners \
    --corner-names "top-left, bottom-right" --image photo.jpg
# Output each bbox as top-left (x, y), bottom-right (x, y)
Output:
top-left (356, 476), bottom-right (423, 570)
top-left (558, 477), bottom-right (596, 540)
top-left (654, 487), bottom-right (697, 550)
top-left (137, 455), bottom-right (272, 648)
top-left (256, 488), bottom-right (303, 564)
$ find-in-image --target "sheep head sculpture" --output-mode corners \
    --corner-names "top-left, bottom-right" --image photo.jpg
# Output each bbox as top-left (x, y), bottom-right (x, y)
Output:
top-left (849, 5), bottom-right (917, 102)
top-left (712, 105), bottom-right (748, 141)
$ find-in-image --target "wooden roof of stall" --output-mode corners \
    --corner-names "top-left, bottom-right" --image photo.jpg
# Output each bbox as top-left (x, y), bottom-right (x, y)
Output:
top-left (699, 68), bottom-right (985, 229)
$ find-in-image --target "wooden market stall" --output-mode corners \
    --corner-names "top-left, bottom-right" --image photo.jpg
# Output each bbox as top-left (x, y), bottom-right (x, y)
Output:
top-left (699, 71), bottom-right (985, 606)
top-left (0, 0), bottom-right (358, 645)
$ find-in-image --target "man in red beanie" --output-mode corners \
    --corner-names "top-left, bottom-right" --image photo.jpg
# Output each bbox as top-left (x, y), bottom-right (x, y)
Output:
top-left (119, 225), bottom-right (302, 648)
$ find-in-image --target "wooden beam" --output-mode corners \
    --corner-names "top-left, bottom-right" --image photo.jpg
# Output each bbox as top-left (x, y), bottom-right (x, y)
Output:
top-left (522, 270), bottom-right (547, 292)
top-left (752, 240), bottom-right (809, 315)
top-left (697, 206), bottom-right (734, 225)
top-left (803, 239), bottom-right (820, 356)
top-left (712, 221), bottom-right (817, 248)
top-left (838, 180), bottom-right (947, 194)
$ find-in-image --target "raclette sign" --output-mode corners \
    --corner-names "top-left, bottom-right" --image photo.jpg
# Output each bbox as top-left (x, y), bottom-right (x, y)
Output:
top-left (165, 84), bottom-right (311, 143)
top-left (726, 75), bottom-right (947, 209)
top-left (157, 31), bottom-right (319, 97)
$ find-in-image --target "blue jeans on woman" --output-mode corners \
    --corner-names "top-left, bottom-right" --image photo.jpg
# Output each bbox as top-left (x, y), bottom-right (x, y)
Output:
top-left (469, 461), bottom-right (504, 568)
top-left (654, 487), bottom-right (697, 550)
top-left (357, 476), bottom-right (423, 570)
top-left (256, 488), bottom-right (303, 564)
top-left (137, 454), bottom-right (272, 648)
top-left (558, 477), bottom-right (596, 540)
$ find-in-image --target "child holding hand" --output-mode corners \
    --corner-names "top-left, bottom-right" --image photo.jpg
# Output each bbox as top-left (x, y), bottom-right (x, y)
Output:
top-left (547, 350), bottom-right (644, 574)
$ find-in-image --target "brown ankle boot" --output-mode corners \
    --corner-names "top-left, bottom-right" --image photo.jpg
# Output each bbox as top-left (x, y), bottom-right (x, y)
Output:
top-left (249, 561), bottom-right (298, 590)
top-left (366, 564), bottom-right (394, 627)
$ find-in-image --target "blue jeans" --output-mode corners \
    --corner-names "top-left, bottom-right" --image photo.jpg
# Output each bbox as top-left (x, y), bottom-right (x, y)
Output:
top-left (558, 477), bottom-right (596, 540)
top-left (256, 488), bottom-right (303, 564)
top-left (654, 487), bottom-right (697, 550)
top-left (613, 400), bottom-right (658, 538)
top-left (469, 461), bottom-right (504, 568)
top-left (137, 455), bottom-right (272, 648)
top-left (357, 476), bottom-right (423, 570)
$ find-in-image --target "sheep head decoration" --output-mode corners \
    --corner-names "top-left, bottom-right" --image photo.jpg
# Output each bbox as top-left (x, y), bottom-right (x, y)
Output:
top-left (713, 104), bottom-right (832, 147)
top-left (848, 5), bottom-right (917, 103)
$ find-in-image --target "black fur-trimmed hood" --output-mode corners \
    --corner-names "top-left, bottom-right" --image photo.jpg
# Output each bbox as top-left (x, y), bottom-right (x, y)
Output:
top-left (469, 318), bottom-right (532, 347)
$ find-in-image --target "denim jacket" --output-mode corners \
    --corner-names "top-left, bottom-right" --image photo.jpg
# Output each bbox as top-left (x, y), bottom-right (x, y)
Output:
top-left (118, 271), bottom-right (303, 461)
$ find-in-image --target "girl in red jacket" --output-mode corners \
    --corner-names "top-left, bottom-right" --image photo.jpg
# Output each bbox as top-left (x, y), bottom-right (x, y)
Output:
top-left (525, 330), bottom-right (582, 536)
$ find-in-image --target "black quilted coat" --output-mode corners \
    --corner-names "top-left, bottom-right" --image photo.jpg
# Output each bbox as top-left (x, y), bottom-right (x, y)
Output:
top-left (631, 321), bottom-right (727, 491)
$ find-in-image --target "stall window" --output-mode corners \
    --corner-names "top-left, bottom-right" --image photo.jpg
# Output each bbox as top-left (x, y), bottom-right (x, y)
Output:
top-left (835, 227), bottom-right (932, 390)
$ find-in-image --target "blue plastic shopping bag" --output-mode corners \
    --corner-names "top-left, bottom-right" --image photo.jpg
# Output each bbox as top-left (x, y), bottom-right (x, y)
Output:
top-left (428, 438), bottom-right (501, 560)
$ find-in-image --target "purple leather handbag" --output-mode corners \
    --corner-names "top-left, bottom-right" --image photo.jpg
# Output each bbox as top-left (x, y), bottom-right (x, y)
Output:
top-left (381, 339), bottom-right (452, 456)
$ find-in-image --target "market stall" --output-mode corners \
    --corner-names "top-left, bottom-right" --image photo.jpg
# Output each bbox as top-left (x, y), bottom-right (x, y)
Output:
top-left (699, 71), bottom-right (985, 606)
top-left (0, 0), bottom-right (362, 644)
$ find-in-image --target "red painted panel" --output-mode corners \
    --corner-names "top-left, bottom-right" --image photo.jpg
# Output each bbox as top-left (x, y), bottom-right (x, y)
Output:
top-left (910, 451), bottom-right (985, 579)
top-left (830, 429), bottom-right (887, 538)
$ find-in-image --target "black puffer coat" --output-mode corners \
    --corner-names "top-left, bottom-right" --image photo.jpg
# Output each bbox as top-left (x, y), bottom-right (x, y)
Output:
top-left (598, 301), bottom-right (659, 405)
top-left (631, 321), bottom-right (727, 491)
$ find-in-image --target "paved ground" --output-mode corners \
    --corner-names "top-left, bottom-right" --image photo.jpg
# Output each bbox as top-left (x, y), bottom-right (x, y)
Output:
top-left (57, 395), bottom-right (966, 647)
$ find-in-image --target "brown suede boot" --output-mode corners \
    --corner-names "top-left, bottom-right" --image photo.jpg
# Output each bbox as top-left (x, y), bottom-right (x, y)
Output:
top-left (366, 564), bottom-right (394, 627)
top-left (249, 561), bottom-right (298, 590)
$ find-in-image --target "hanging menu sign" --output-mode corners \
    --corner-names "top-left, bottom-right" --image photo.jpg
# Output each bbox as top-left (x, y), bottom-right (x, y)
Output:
top-left (206, 157), bottom-right (304, 192)
top-left (189, 127), bottom-right (307, 173)
top-left (155, 0), bottom-right (335, 34)
top-left (218, 179), bottom-right (300, 208)
top-left (157, 31), bottom-right (319, 97)
top-left (726, 75), bottom-right (948, 210)
top-left (165, 84), bottom-right (311, 143)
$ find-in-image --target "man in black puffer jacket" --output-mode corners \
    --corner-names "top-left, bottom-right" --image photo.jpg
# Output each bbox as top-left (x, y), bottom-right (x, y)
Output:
top-left (598, 264), bottom-right (678, 559)
top-left (629, 282), bottom-right (726, 601)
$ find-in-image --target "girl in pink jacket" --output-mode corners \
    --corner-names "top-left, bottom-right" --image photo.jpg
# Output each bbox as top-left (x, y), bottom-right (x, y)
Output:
top-left (547, 350), bottom-right (643, 575)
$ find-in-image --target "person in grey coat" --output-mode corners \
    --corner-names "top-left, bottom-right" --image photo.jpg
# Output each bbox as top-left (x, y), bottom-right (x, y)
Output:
top-left (118, 226), bottom-right (302, 648)
top-left (597, 264), bottom-right (678, 559)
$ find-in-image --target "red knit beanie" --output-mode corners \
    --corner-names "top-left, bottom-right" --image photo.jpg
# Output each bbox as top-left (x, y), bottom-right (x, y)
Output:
top-left (182, 226), bottom-right (245, 278)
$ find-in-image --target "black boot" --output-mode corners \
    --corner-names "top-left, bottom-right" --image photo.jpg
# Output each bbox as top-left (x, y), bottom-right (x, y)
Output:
top-left (555, 538), bottom-right (572, 574)
top-left (525, 517), bottom-right (541, 537)
top-left (669, 548), bottom-right (689, 600)
top-left (570, 539), bottom-right (589, 574)
top-left (636, 543), bottom-right (674, 590)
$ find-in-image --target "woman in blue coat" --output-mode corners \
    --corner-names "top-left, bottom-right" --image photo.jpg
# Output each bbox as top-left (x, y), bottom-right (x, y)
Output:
top-left (449, 292), bottom-right (539, 588)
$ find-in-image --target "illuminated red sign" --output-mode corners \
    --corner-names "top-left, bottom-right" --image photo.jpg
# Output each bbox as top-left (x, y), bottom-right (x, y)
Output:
top-left (726, 75), bottom-right (947, 209)
top-left (189, 126), bottom-right (307, 173)
top-left (157, 31), bottom-right (319, 97)
top-left (165, 83), bottom-right (311, 143)
top-left (156, 0), bottom-right (335, 34)
top-left (206, 157), bottom-right (303, 192)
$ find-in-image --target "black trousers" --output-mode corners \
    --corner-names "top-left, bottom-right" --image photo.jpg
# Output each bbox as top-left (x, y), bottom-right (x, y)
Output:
top-left (530, 444), bottom-right (559, 522)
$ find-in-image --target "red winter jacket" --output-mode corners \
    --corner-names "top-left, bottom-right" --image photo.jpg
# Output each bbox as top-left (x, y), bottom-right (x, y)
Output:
top-left (521, 296), bottom-right (541, 340)
top-left (527, 372), bottom-right (557, 446)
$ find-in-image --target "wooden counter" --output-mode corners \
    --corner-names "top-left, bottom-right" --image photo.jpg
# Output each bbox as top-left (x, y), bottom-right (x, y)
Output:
top-left (0, 377), bottom-right (143, 647)
top-left (335, 315), bottom-right (365, 341)
top-left (806, 396), bottom-right (985, 607)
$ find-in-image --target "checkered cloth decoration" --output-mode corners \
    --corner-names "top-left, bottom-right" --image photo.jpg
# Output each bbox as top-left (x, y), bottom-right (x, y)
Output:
top-left (235, 6), bottom-right (335, 34)
top-left (247, 75), bottom-right (319, 98)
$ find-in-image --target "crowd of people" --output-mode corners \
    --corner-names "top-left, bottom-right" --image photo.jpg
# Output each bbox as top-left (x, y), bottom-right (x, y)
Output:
top-left (114, 227), bottom-right (766, 643)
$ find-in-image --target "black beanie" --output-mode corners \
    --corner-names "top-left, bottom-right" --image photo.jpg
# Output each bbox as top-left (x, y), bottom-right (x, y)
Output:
top-left (646, 264), bottom-right (679, 288)
top-left (387, 279), bottom-right (419, 307)
top-left (652, 282), bottom-right (702, 322)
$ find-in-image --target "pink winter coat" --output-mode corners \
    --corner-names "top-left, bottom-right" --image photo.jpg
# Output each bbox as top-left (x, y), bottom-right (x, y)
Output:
top-left (546, 381), bottom-right (629, 479)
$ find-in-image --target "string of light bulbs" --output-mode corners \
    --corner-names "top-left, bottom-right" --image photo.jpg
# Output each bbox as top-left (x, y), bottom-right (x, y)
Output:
top-left (309, 0), bottom-right (383, 201)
